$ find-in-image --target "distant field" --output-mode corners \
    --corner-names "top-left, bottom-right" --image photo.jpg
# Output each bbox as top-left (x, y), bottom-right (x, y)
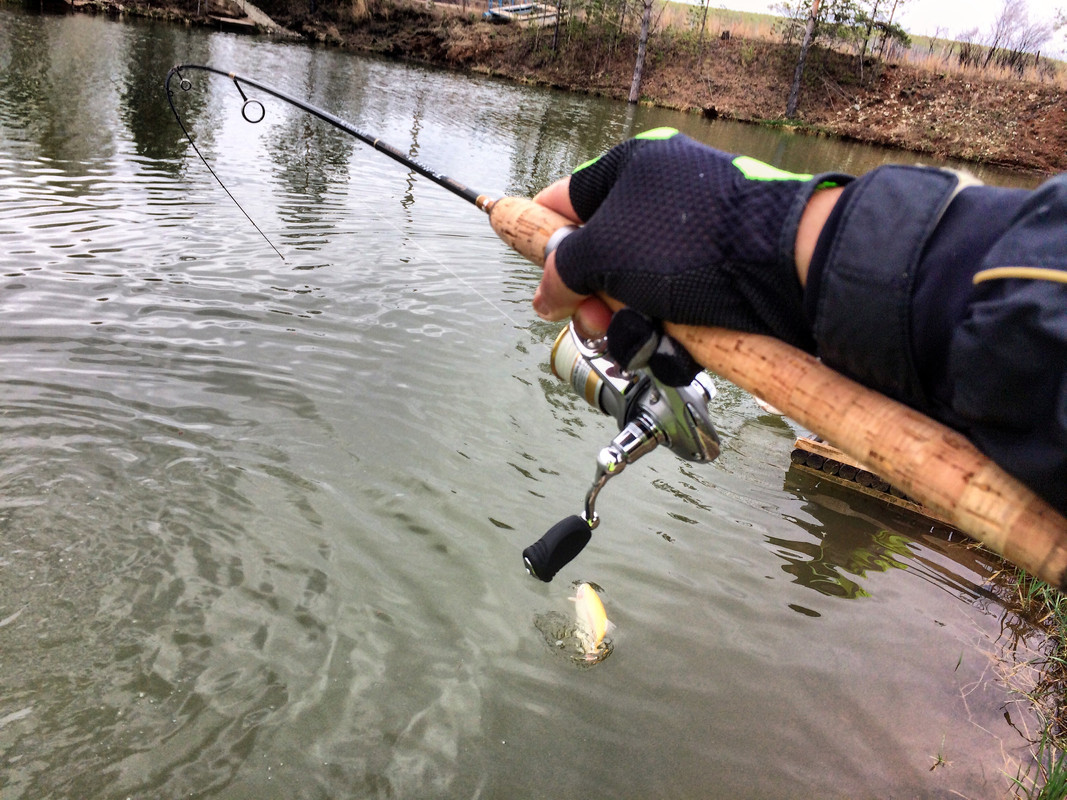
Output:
top-left (654, 2), bottom-right (1063, 84)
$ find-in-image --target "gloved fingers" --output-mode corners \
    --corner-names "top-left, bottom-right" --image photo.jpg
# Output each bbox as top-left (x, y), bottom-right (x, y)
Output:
top-left (606, 308), bottom-right (702, 386)
top-left (533, 250), bottom-right (588, 322)
top-left (567, 135), bottom-right (661, 222)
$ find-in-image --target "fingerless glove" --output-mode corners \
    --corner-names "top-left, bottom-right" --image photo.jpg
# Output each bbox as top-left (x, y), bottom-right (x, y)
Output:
top-left (554, 128), bottom-right (851, 352)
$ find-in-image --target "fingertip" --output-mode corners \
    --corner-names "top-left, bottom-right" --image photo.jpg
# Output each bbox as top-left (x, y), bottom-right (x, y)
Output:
top-left (573, 297), bottom-right (612, 338)
top-left (531, 287), bottom-right (555, 321)
top-left (532, 284), bottom-right (569, 322)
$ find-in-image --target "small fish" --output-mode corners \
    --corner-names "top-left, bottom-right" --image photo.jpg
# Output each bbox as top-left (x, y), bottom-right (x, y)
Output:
top-left (571, 582), bottom-right (615, 659)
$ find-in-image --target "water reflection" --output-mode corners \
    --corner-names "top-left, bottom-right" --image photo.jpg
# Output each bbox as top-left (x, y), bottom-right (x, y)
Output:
top-left (123, 25), bottom-right (211, 165)
top-left (780, 467), bottom-right (1002, 606)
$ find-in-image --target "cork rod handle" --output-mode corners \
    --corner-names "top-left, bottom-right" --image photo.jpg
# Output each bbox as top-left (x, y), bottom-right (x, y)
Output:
top-left (486, 196), bottom-right (1067, 590)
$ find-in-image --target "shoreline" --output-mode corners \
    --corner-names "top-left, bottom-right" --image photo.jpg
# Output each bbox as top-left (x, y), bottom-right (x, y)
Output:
top-left (30, 0), bottom-right (1067, 176)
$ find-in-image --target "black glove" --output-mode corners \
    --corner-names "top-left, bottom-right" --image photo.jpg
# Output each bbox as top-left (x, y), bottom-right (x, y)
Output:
top-left (554, 128), bottom-right (852, 354)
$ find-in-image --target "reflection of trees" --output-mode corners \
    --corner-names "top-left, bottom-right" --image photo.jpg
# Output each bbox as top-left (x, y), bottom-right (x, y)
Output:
top-left (121, 27), bottom-right (211, 168)
top-left (263, 59), bottom-right (356, 246)
top-left (15, 15), bottom-right (121, 166)
top-left (400, 89), bottom-right (424, 212)
top-left (778, 467), bottom-right (1002, 602)
top-left (503, 91), bottom-right (638, 198)
top-left (0, 10), bottom-right (53, 147)
top-left (0, 12), bottom-right (103, 165)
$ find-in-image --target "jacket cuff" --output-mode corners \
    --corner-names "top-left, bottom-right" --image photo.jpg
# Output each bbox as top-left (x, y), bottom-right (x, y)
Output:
top-left (806, 165), bottom-right (966, 408)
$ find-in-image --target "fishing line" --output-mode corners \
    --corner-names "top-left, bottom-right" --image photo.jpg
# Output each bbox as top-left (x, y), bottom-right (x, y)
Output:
top-left (166, 63), bottom-right (519, 324)
top-left (345, 195), bottom-right (521, 326)
top-left (166, 69), bottom-right (284, 260)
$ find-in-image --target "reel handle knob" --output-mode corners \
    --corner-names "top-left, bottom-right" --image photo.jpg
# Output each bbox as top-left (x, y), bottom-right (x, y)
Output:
top-left (522, 515), bottom-right (593, 582)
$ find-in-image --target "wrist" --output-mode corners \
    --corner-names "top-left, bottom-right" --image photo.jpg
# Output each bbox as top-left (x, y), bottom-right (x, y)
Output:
top-left (794, 186), bottom-right (845, 287)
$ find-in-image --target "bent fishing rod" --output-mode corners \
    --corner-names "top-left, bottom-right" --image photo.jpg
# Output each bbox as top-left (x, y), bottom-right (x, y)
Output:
top-left (167, 64), bottom-right (1067, 590)
top-left (166, 64), bottom-right (560, 266)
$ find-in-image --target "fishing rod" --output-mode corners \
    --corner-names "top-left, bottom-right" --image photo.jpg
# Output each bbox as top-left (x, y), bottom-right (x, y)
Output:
top-left (165, 62), bottom-right (558, 264)
top-left (167, 64), bottom-right (489, 208)
top-left (166, 63), bottom-right (717, 581)
top-left (166, 64), bottom-right (1067, 590)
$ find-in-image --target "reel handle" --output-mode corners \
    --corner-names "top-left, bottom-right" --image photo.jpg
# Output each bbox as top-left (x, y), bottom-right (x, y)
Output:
top-left (522, 515), bottom-right (593, 582)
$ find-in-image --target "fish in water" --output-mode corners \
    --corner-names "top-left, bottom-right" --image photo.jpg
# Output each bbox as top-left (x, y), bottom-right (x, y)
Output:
top-left (572, 582), bottom-right (615, 659)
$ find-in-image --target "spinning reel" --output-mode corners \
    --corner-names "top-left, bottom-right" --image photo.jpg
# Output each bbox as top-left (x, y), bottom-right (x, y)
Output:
top-left (522, 323), bottom-right (721, 581)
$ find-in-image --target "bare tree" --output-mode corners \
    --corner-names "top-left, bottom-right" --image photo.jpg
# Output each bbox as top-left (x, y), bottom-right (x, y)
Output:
top-left (696, 0), bottom-right (711, 47)
top-left (981, 0), bottom-right (1058, 73)
top-left (786, 0), bottom-right (820, 117)
top-left (628, 0), bottom-right (654, 103)
top-left (982, 0), bottom-right (1025, 67)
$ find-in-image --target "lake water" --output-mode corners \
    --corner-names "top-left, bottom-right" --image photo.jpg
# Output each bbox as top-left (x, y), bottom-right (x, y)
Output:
top-left (0, 6), bottom-right (1051, 798)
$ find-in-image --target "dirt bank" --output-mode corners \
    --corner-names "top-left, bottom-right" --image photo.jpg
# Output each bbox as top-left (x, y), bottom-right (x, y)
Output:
top-left (62, 0), bottom-right (1067, 174)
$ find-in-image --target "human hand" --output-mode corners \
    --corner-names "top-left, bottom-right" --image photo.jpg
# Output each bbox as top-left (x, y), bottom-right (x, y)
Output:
top-left (532, 129), bottom-right (852, 358)
top-left (531, 176), bottom-right (614, 340)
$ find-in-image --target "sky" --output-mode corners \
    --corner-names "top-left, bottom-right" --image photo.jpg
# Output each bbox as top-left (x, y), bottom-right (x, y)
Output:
top-left (716, 0), bottom-right (1066, 57)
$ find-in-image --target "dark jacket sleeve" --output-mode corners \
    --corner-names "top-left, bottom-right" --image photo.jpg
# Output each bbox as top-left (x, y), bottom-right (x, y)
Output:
top-left (805, 167), bottom-right (1067, 517)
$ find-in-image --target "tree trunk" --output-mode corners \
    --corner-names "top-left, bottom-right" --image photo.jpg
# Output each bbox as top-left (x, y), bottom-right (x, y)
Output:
top-left (786, 0), bottom-right (819, 118)
top-left (877, 0), bottom-right (901, 59)
top-left (859, 0), bottom-right (880, 81)
top-left (613, 0), bottom-right (627, 54)
top-left (552, 0), bottom-right (563, 52)
top-left (628, 0), bottom-right (654, 104)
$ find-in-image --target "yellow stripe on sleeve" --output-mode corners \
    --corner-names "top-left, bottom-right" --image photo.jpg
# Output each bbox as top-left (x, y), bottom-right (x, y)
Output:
top-left (973, 267), bottom-right (1067, 285)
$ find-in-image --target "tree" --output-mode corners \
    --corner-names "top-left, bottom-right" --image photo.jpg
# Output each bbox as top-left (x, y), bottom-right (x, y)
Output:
top-left (785, 0), bottom-right (819, 117)
top-left (778, 0), bottom-right (910, 116)
top-left (697, 0), bottom-right (711, 47)
top-left (875, 0), bottom-right (906, 59)
top-left (981, 0), bottom-right (1059, 74)
top-left (628, 0), bottom-right (654, 103)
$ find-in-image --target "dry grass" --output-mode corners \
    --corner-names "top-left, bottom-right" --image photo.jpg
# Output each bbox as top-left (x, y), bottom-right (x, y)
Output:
top-left (903, 43), bottom-right (1067, 89)
top-left (656, 4), bottom-right (777, 41)
top-left (651, 2), bottom-right (1065, 89)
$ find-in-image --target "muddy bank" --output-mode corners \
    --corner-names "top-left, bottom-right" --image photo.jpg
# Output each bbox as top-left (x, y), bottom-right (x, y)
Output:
top-left (43, 0), bottom-right (1067, 174)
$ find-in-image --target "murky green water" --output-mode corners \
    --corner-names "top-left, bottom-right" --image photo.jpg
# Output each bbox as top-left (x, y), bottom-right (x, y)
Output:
top-left (0, 7), bottom-right (1050, 798)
